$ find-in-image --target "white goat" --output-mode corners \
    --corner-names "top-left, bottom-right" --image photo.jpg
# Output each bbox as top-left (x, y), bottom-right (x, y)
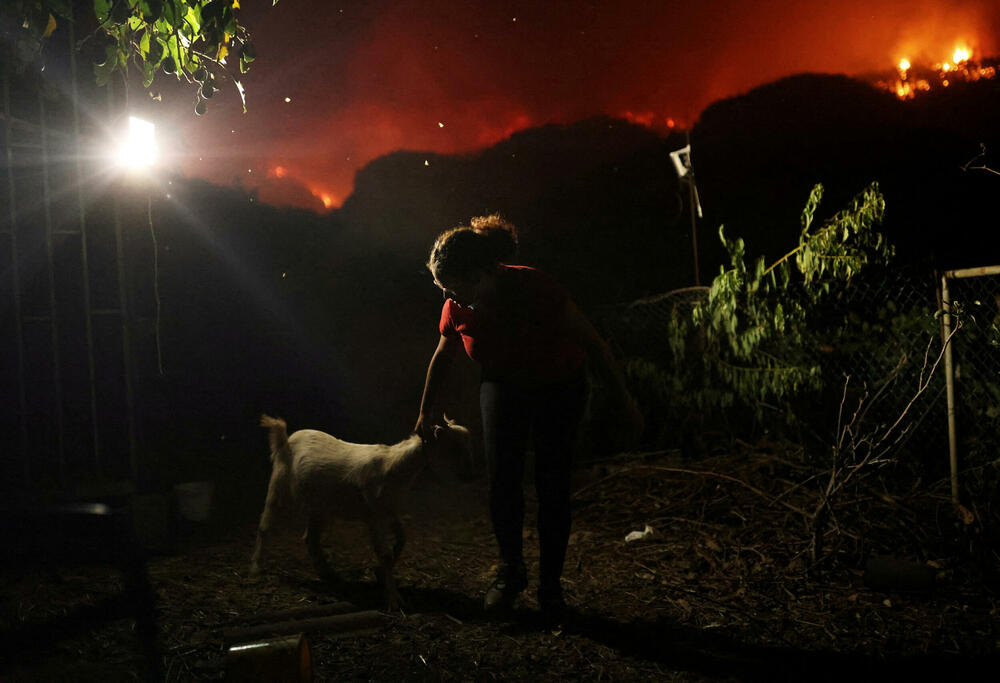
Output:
top-left (250, 414), bottom-right (471, 609)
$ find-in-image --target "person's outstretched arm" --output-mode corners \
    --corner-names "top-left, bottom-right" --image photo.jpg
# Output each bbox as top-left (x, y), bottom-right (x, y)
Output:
top-left (415, 334), bottom-right (460, 438)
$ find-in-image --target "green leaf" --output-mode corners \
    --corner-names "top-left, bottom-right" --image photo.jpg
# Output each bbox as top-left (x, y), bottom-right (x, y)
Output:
top-left (95, 0), bottom-right (113, 22)
top-left (181, 4), bottom-right (201, 37)
top-left (240, 40), bottom-right (256, 62)
top-left (149, 35), bottom-right (165, 63)
top-left (165, 34), bottom-right (181, 75)
top-left (94, 45), bottom-right (118, 85)
top-left (160, 0), bottom-right (177, 24)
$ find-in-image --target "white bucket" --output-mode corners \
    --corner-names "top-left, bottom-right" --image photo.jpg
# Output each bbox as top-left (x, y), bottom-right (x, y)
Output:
top-left (174, 481), bottom-right (214, 522)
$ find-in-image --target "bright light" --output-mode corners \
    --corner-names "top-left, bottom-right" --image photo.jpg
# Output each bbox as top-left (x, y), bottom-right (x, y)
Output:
top-left (953, 46), bottom-right (971, 64)
top-left (115, 116), bottom-right (158, 171)
top-left (898, 58), bottom-right (910, 73)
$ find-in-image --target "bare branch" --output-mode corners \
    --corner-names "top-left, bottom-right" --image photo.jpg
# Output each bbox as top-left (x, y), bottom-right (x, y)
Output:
top-left (961, 143), bottom-right (1000, 176)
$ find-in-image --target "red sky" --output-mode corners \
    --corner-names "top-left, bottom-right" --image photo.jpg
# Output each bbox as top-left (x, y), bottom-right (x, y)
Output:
top-left (150, 0), bottom-right (1000, 212)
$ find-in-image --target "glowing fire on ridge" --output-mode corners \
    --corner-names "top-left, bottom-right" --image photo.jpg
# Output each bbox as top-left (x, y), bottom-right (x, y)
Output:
top-left (621, 111), bottom-right (680, 131)
top-left (305, 186), bottom-right (337, 209)
top-left (878, 42), bottom-right (996, 100)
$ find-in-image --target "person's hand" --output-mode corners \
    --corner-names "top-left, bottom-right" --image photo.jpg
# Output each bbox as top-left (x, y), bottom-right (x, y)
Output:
top-left (413, 411), bottom-right (438, 440)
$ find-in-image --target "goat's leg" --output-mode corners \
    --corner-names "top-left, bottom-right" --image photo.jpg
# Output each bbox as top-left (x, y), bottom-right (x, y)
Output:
top-left (391, 516), bottom-right (406, 561)
top-left (249, 476), bottom-right (281, 577)
top-left (369, 515), bottom-right (403, 609)
top-left (250, 509), bottom-right (271, 577)
top-left (304, 515), bottom-right (335, 580)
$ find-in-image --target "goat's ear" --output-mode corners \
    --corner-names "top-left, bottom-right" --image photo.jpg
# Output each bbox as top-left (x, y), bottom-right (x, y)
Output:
top-left (433, 425), bottom-right (444, 441)
top-left (443, 413), bottom-right (454, 426)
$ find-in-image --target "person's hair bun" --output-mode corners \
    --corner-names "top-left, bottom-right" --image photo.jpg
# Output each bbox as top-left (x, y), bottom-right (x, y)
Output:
top-left (470, 214), bottom-right (518, 264)
top-left (427, 214), bottom-right (519, 280)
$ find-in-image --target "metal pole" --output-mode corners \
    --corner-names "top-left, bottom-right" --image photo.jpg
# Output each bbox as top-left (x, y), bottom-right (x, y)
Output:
top-left (2, 65), bottom-right (31, 487)
top-left (108, 84), bottom-right (139, 482)
top-left (39, 86), bottom-right (68, 484)
top-left (688, 178), bottom-right (700, 286)
top-left (945, 265), bottom-right (1000, 279)
top-left (68, 16), bottom-right (103, 476)
top-left (685, 131), bottom-right (700, 286)
top-left (940, 274), bottom-right (959, 505)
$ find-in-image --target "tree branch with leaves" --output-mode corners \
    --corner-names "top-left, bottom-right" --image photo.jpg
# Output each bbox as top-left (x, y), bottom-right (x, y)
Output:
top-left (672, 182), bottom-right (894, 414)
top-left (1, 0), bottom-right (279, 114)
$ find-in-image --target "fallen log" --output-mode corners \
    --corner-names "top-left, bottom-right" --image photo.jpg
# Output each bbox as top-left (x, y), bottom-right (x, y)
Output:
top-left (233, 600), bottom-right (358, 626)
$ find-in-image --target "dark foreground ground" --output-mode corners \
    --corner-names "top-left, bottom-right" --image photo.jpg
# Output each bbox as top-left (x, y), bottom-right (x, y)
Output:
top-left (2, 445), bottom-right (999, 681)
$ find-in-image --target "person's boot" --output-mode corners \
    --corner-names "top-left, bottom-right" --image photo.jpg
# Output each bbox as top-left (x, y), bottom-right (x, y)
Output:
top-left (538, 582), bottom-right (567, 628)
top-left (483, 561), bottom-right (528, 614)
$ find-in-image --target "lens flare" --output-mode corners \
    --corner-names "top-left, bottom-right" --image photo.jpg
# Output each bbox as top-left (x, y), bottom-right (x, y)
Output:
top-left (115, 116), bottom-right (158, 171)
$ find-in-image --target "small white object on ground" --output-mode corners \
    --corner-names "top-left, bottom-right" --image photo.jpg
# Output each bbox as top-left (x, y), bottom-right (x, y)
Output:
top-left (625, 524), bottom-right (655, 543)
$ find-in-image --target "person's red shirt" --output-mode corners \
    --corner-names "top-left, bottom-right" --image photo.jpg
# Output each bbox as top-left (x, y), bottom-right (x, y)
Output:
top-left (439, 265), bottom-right (586, 384)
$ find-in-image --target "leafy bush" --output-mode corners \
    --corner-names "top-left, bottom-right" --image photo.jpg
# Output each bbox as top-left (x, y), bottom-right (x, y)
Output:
top-left (626, 182), bottom-right (897, 447)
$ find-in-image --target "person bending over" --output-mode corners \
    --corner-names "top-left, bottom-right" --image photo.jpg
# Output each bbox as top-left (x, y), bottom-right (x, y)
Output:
top-left (414, 214), bottom-right (643, 622)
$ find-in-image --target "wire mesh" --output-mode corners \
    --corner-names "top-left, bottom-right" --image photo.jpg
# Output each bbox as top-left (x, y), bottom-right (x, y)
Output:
top-left (604, 268), bottom-right (953, 466)
top-left (944, 269), bottom-right (1000, 465)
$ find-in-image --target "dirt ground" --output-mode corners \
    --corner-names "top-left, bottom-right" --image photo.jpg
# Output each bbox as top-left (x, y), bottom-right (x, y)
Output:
top-left (3, 445), bottom-right (999, 681)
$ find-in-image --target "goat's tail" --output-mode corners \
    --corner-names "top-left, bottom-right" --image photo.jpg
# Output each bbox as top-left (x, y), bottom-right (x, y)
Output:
top-left (259, 414), bottom-right (290, 463)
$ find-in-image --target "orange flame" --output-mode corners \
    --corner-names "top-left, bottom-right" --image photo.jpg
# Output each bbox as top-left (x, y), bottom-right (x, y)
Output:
top-left (306, 186), bottom-right (338, 209)
top-left (879, 39), bottom-right (994, 101)
top-left (621, 110), bottom-right (681, 131)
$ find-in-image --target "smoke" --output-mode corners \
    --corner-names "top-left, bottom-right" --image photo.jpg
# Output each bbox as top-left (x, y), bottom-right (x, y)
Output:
top-left (172, 0), bottom-right (1000, 210)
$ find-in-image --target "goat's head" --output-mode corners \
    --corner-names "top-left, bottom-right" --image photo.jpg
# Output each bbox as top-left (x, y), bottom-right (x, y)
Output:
top-left (426, 415), bottom-right (474, 478)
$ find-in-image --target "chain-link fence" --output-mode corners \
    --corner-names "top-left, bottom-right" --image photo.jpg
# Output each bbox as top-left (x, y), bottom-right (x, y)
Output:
top-left (603, 267), bottom-right (958, 470)
top-left (801, 268), bottom-right (947, 459)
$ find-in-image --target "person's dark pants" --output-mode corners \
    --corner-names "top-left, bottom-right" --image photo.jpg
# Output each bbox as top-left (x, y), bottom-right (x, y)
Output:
top-left (480, 371), bottom-right (588, 597)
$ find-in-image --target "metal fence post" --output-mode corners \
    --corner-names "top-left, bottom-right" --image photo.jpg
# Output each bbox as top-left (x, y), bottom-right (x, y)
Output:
top-left (940, 273), bottom-right (959, 505)
top-left (940, 264), bottom-right (1000, 509)
top-left (68, 15), bottom-right (104, 477)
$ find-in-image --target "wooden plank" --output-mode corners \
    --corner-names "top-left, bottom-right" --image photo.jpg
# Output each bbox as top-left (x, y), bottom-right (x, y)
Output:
top-left (221, 610), bottom-right (385, 645)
